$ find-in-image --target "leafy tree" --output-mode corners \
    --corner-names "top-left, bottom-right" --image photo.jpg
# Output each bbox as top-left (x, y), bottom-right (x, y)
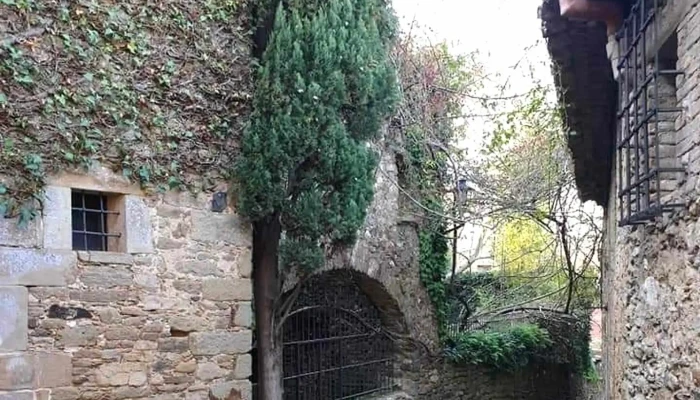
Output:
top-left (235, 0), bottom-right (398, 397)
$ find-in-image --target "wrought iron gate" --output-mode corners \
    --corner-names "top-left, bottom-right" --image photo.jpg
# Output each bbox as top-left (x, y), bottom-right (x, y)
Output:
top-left (252, 271), bottom-right (396, 399)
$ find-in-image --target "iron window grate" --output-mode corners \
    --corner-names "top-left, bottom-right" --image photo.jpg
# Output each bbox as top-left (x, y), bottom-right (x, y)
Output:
top-left (615, 0), bottom-right (684, 226)
top-left (71, 190), bottom-right (121, 251)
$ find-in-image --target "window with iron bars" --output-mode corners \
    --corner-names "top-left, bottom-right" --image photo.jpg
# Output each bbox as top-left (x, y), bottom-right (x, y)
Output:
top-left (616, 0), bottom-right (685, 226)
top-left (71, 190), bottom-right (122, 251)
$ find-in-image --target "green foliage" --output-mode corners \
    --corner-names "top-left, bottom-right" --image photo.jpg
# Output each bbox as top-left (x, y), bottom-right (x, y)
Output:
top-left (0, 0), bottom-right (251, 222)
top-left (236, 0), bottom-right (398, 271)
top-left (418, 203), bottom-right (450, 337)
top-left (444, 324), bottom-right (552, 371)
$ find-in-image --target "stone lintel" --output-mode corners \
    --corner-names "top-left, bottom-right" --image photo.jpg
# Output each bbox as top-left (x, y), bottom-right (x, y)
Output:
top-left (0, 248), bottom-right (75, 287)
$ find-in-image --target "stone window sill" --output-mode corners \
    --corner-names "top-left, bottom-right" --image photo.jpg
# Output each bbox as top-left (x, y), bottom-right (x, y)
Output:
top-left (76, 251), bottom-right (134, 265)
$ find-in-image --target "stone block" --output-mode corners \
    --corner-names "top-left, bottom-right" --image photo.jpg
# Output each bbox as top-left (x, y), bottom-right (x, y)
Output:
top-left (0, 354), bottom-right (33, 390)
top-left (77, 251), bottom-right (134, 265)
top-left (195, 362), bottom-right (226, 381)
top-left (189, 330), bottom-right (252, 355)
top-left (59, 326), bottom-right (99, 347)
top-left (50, 387), bottom-right (80, 400)
top-left (0, 391), bottom-right (34, 400)
top-left (0, 216), bottom-right (40, 248)
top-left (0, 286), bottom-right (27, 351)
top-left (80, 266), bottom-right (133, 288)
top-left (0, 248), bottom-right (75, 286)
top-left (69, 289), bottom-right (130, 303)
top-left (0, 352), bottom-right (71, 390)
top-left (209, 380), bottom-right (252, 400)
top-left (202, 279), bottom-right (251, 301)
top-left (175, 260), bottom-right (221, 277)
top-left (34, 352), bottom-right (72, 387)
top-left (234, 302), bottom-right (252, 328)
top-left (124, 196), bottom-right (154, 254)
top-left (190, 211), bottom-right (251, 246)
top-left (234, 354), bottom-right (252, 379)
top-left (169, 316), bottom-right (205, 333)
top-left (43, 186), bottom-right (72, 250)
top-left (236, 249), bottom-right (252, 278)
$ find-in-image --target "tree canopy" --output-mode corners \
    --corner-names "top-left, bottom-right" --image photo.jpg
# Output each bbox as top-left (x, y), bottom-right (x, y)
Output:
top-left (236, 0), bottom-right (399, 271)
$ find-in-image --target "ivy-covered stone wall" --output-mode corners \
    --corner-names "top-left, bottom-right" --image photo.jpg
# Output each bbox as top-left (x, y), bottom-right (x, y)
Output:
top-left (0, 0), bottom-right (251, 218)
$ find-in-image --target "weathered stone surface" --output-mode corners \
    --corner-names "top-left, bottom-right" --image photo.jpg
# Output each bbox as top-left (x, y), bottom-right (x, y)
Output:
top-left (69, 289), bottom-right (130, 303)
top-left (34, 352), bottom-right (72, 387)
top-left (0, 352), bottom-right (72, 390)
top-left (233, 354), bottom-right (252, 379)
top-left (0, 353), bottom-right (33, 390)
top-left (195, 362), bottom-right (226, 381)
top-left (158, 337), bottom-right (190, 353)
top-left (124, 195), bottom-right (154, 254)
top-left (51, 387), bottom-right (80, 400)
top-left (0, 391), bottom-right (34, 400)
top-left (236, 249), bottom-right (252, 278)
top-left (202, 279), bottom-right (251, 301)
top-left (190, 211), bottom-right (251, 246)
top-left (233, 302), bottom-right (252, 328)
top-left (189, 331), bottom-right (252, 355)
top-left (209, 380), bottom-right (250, 400)
top-left (169, 316), bottom-right (205, 333)
top-left (77, 251), bottom-right (134, 265)
top-left (59, 326), bottom-right (99, 347)
top-left (0, 286), bottom-right (27, 351)
top-left (0, 248), bottom-right (75, 286)
top-left (42, 185), bottom-right (72, 250)
top-left (175, 260), bottom-right (221, 277)
top-left (0, 216), bottom-right (40, 248)
top-left (173, 279), bottom-right (202, 294)
top-left (80, 266), bottom-right (133, 288)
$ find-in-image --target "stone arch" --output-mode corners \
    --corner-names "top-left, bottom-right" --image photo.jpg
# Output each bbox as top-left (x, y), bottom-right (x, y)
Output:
top-left (279, 269), bottom-right (407, 398)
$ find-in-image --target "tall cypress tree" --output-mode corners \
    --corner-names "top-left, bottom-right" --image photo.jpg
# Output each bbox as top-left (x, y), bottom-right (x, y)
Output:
top-left (236, 0), bottom-right (398, 397)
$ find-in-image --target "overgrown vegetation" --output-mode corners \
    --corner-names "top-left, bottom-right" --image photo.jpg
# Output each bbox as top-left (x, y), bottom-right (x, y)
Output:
top-left (392, 24), bottom-right (600, 375)
top-left (444, 323), bottom-right (552, 371)
top-left (0, 0), bottom-right (251, 223)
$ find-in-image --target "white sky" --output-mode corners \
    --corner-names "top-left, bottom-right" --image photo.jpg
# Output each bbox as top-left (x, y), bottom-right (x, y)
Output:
top-left (390, 0), bottom-right (582, 268)
top-left (392, 0), bottom-right (552, 92)
top-left (392, 0), bottom-right (554, 153)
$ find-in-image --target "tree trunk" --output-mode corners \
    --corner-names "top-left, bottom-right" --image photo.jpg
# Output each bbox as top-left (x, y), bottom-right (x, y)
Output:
top-left (253, 216), bottom-right (284, 400)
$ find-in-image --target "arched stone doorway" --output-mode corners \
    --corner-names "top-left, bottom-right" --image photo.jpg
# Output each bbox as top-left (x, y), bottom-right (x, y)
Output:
top-left (253, 269), bottom-right (408, 399)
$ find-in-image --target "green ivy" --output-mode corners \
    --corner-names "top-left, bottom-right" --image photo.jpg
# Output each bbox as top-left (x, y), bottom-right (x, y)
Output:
top-left (418, 202), bottom-right (450, 338)
top-left (0, 0), bottom-right (252, 225)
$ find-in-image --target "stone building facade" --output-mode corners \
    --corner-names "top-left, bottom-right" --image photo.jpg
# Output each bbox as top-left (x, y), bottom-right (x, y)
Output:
top-left (0, 166), bottom-right (254, 400)
top-left (542, 0), bottom-right (700, 398)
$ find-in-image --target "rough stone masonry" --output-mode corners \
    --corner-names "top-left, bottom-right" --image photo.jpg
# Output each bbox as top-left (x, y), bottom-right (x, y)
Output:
top-left (601, 1), bottom-right (700, 399)
top-left (0, 166), bottom-right (253, 400)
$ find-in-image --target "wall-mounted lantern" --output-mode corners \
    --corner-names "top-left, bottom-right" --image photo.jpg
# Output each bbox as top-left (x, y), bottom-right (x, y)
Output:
top-left (559, 0), bottom-right (624, 34)
top-left (457, 178), bottom-right (470, 206)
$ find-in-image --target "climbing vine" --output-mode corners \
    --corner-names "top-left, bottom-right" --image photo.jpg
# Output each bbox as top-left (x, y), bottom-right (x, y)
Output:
top-left (0, 0), bottom-right (251, 223)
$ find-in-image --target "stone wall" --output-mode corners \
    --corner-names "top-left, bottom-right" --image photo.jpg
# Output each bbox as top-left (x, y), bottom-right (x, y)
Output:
top-left (415, 361), bottom-right (578, 400)
top-left (602, 1), bottom-right (700, 399)
top-left (0, 167), bottom-right (253, 400)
